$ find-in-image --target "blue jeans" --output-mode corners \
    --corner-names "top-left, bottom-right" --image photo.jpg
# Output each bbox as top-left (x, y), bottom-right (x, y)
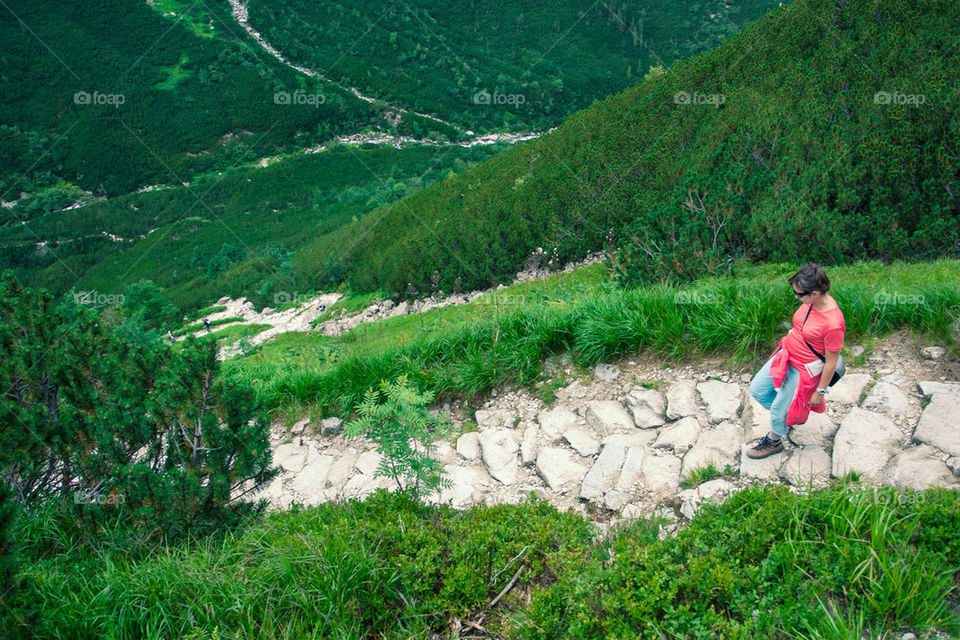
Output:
top-left (749, 352), bottom-right (800, 437)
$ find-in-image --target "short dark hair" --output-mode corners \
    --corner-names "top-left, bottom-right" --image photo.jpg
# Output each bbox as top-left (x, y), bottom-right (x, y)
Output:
top-left (788, 263), bottom-right (830, 293)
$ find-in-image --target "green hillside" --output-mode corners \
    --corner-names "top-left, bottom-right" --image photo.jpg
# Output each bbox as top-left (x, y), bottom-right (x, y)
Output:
top-left (0, 0), bottom-right (416, 198)
top-left (246, 0), bottom-right (784, 132)
top-left (0, 144), bottom-right (504, 310)
top-left (330, 0), bottom-right (960, 297)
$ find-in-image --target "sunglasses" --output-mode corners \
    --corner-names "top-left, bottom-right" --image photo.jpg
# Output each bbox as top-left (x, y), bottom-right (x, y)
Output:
top-left (793, 289), bottom-right (813, 298)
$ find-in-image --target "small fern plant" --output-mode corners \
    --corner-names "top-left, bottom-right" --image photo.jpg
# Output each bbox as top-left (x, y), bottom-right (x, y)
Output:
top-left (344, 375), bottom-right (452, 500)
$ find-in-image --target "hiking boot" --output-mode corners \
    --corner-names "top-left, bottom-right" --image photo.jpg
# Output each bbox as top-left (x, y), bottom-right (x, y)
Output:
top-left (746, 435), bottom-right (784, 459)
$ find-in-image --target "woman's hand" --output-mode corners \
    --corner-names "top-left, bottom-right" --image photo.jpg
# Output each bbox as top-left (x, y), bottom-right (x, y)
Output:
top-left (808, 390), bottom-right (824, 406)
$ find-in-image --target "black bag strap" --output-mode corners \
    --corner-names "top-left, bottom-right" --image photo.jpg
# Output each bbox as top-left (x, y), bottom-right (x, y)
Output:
top-left (800, 304), bottom-right (826, 362)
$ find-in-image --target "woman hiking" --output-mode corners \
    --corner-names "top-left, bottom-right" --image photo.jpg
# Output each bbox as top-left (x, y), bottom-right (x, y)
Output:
top-left (745, 263), bottom-right (845, 459)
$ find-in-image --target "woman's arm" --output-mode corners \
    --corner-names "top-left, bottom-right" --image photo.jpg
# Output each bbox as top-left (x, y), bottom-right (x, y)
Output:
top-left (809, 349), bottom-right (841, 406)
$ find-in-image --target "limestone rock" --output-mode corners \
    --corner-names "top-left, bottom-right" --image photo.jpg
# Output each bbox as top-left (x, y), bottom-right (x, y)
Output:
top-left (273, 443), bottom-right (307, 473)
top-left (520, 424), bottom-right (539, 466)
top-left (640, 453), bottom-right (682, 497)
top-left (538, 407), bottom-right (578, 440)
top-left (354, 450), bottom-right (382, 477)
top-left (917, 381), bottom-right (960, 396)
top-left (291, 418), bottom-right (309, 436)
top-left (536, 447), bottom-right (590, 491)
top-left (946, 456), bottom-right (960, 477)
top-left (580, 443), bottom-right (627, 501)
top-left (603, 489), bottom-right (633, 511)
top-left (456, 432), bottom-right (480, 460)
top-left (739, 444), bottom-right (782, 480)
top-left (290, 452), bottom-right (335, 494)
top-left (614, 446), bottom-right (647, 492)
top-left (666, 380), bottom-right (699, 420)
top-left (862, 381), bottom-right (909, 417)
top-left (624, 388), bottom-right (666, 429)
top-left (696, 380), bottom-right (741, 424)
top-left (914, 393), bottom-right (960, 456)
top-left (882, 446), bottom-right (955, 490)
top-left (698, 478), bottom-right (736, 502)
top-left (788, 413), bottom-right (837, 449)
top-left (584, 400), bottom-right (635, 435)
top-left (832, 408), bottom-right (902, 481)
top-left (828, 373), bottom-right (871, 405)
top-left (320, 417), bottom-right (344, 436)
top-left (475, 409), bottom-right (515, 430)
top-left (653, 416), bottom-right (701, 453)
top-left (564, 429), bottom-right (601, 457)
top-left (602, 432), bottom-right (656, 448)
top-left (921, 346), bottom-right (946, 360)
top-left (681, 422), bottom-right (744, 477)
top-left (327, 451), bottom-right (358, 488)
top-left (594, 363), bottom-right (621, 381)
top-left (478, 429), bottom-right (519, 485)
top-left (437, 464), bottom-right (493, 508)
top-left (779, 445), bottom-right (832, 487)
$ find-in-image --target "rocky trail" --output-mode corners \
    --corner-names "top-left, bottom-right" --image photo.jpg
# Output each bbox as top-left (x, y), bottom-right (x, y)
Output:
top-left (246, 331), bottom-right (960, 532)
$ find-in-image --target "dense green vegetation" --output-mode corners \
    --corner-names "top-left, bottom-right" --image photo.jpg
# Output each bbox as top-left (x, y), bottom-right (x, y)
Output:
top-left (0, 144), bottom-right (504, 311)
top-left (0, 0), bottom-right (394, 198)
top-left (247, 0), bottom-right (783, 132)
top-left (225, 259), bottom-right (960, 418)
top-left (4, 484), bottom-right (957, 638)
top-left (332, 0), bottom-right (960, 297)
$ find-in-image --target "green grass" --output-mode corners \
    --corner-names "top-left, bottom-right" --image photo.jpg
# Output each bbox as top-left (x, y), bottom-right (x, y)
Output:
top-left (225, 259), bottom-right (960, 419)
top-left (680, 463), bottom-right (738, 490)
top-left (7, 483), bottom-right (958, 639)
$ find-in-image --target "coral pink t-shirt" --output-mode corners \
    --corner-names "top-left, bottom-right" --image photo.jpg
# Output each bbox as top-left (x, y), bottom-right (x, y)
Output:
top-left (782, 303), bottom-right (845, 363)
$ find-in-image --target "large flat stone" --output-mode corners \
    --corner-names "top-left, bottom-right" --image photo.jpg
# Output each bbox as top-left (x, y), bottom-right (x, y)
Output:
top-left (828, 373), bottom-right (871, 405)
top-left (666, 380), bottom-right (699, 420)
top-left (614, 446), bottom-right (648, 492)
top-left (779, 445), bottom-right (832, 487)
top-left (538, 407), bottom-right (578, 440)
top-left (456, 432), bottom-right (480, 460)
top-left (564, 429), bottom-right (601, 457)
top-left (290, 453), bottom-right (335, 494)
top-left (520, 424), bottom-right (539, 466)
top-left (436, 464), bottom-right (493, 508)
top-left (882, 446), bottom-right (955, 490)
top-left (739, 444), bottom-right (782, 480)
top-left (862, 381), bottom-right (909, 417)
top-left (580, 443), bottom-right (627, 501)
top-left (585, 400), bottom-right (635, 435)
top-left (914, 393), bottom-right (960, 456)
top-left (475, 409), bottom-right (515, 430)
top-left (832, 408), bottom-right (902, 481)
top-left (696, 380), bottom-right (741, 424)
top-left (273, 443), bottom-right (307, 473)
top-left (640, 453), bottom-right (682, 497)
top-left (653, 416), bottom-right (701, 453)
top-left (478, 429), bottom-right (519, 485)
top-left (681, 421), bottom-right (744, 477)
top-left (536, 447), bottom-right (590, 492)
top-left (624, 388), bottom-right (667, 428)
top-left (918, 381), bottom-right (960, 396)
top-left (788, 413), bottom-right (838, 449)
